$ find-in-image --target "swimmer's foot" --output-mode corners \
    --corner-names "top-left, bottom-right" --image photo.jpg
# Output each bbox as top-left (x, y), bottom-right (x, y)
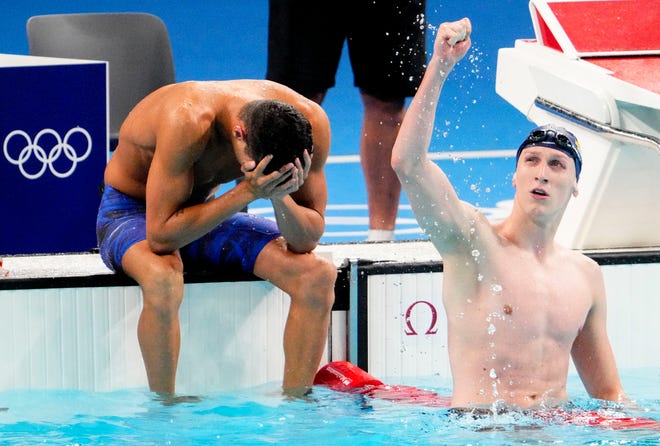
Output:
top-left (154, 393), bottom-right (203, 406)
top-left (283, 386), bottom-right (315, 402)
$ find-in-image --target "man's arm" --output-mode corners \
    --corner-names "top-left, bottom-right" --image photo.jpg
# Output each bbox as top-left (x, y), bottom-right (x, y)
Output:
top-left (571, 259), bottom-right (627, 402)
top-left (270, 105), bottom-right (331, 253)
top-left (145, 107), bottom-right (296, 254)
top-left (391, 18), bottom-right (477, 255)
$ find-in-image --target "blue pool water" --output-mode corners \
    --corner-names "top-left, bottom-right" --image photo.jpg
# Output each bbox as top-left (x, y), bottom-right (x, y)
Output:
top-left (1, 368), bottom-right (658, 445)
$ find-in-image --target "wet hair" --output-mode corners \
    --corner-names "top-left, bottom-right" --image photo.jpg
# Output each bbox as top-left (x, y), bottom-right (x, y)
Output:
top-left (238, 99), bottom-right (313, 174)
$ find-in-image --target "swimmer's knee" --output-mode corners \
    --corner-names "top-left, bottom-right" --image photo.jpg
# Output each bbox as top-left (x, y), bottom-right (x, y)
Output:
top-left (136, 255), bottom-right (185, 311)
top-left (292, 254), bottom-right (336, 309)
top-left (313, 254), bottom-right (338, 289)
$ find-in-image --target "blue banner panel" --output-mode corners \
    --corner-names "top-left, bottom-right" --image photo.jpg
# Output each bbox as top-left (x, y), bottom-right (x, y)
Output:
top-left (1, 62), bottom-right (107, 255)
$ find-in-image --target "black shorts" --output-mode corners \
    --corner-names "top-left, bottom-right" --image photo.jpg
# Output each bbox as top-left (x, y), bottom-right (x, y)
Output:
top-left (266, 0), bottom-right (427, 100)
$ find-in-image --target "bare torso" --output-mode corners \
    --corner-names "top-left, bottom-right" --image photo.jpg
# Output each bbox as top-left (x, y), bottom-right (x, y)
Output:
top-left (393, 17), bottom-right (624, 410)
top-left (442, 219), bottom-right (593, 408)
top-left (104, 80), bottom-right (327, 203)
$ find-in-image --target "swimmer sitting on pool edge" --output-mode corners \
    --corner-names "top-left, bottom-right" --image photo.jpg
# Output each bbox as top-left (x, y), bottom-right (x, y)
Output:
top-left (97, 80), bottom-right (336, 400)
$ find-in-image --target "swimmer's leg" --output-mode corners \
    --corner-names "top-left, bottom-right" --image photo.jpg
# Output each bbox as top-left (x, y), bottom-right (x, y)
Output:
top-left (253, 237), bottom-right (336, 397)
top-left (121, 241), bottom-right (185, 395)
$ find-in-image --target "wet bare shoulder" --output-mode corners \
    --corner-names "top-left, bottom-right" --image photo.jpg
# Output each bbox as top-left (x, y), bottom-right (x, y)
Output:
top-left (556, 245), bottom-right (598, 270)
top-left (571, 249), bottom-right (602, 282)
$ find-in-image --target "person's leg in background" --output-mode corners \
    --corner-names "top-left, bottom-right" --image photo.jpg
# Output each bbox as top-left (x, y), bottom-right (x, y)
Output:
top-left (267, 0), bottom-right (427, 241)
top-left (359, 92), bottom-right (405, 241)
top-left (350, 0), bottom-right (427, 241)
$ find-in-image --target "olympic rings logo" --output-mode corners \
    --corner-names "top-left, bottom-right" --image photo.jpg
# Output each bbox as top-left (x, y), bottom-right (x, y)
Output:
top-left (2, 127), bottom-right (92, 180)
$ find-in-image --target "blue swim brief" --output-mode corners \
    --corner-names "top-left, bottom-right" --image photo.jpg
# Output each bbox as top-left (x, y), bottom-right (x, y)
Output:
top-left (96, 185), bottom-right (281, 273)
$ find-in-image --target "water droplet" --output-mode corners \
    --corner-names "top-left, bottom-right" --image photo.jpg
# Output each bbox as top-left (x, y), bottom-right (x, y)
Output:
top-left (487, 323), bottom-right (496, 335)
top-left (489, 368), bottom-right (497, 379)
top-left (490, 284), bottom-right (503, 294)
top-left (471, 249), bottom-right (480, 258)
top-left (477, 274), bottom-right (484, 282)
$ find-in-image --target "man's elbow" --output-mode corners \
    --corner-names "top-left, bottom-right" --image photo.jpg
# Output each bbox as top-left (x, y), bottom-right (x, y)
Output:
top-left (147, 235), bottom-right (178, 255)
top-left (286, 227), bottom-right (323, 254)
top-left (288, 239), bottom-right (319, 254)
top-left (391, 152), bottom-right (406, 175)
top-left (391, 152), bottom-right (420, 179)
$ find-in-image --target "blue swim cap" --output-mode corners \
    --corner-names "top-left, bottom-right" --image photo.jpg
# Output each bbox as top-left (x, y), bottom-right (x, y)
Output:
top-left (516, 124), bottom-right (582, 180)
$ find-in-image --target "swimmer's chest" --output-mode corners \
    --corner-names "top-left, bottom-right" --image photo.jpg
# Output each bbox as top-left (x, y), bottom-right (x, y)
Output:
top-left (476, 262), bottom-right (592, 342)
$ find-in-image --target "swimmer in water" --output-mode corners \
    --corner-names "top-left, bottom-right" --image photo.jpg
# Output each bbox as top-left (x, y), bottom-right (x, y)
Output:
top-left (391, 18), bottom-right (629, 409)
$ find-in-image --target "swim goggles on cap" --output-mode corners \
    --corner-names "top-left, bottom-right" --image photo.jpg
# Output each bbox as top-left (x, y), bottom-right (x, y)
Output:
top-left (516, 125), bottom-right (582, 179)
